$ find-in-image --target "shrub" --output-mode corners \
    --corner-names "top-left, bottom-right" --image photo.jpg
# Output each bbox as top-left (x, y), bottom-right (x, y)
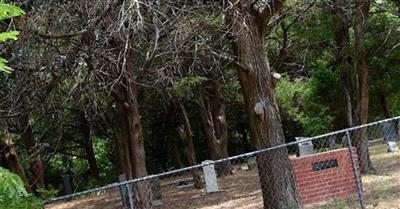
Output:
top-left (0, 167), bottom-right (43, 209)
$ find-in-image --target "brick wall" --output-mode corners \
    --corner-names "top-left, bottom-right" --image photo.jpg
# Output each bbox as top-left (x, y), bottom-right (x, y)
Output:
top-left (291, 148), bottom-right (360, 205)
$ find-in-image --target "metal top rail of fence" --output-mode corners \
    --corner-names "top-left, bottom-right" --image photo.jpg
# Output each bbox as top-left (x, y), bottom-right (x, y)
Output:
top-left (46, 115), bottom-right (400, 205)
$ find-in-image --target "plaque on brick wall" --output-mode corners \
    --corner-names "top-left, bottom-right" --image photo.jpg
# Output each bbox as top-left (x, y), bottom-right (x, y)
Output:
top-left (312, 159), bottom-right (338, 171)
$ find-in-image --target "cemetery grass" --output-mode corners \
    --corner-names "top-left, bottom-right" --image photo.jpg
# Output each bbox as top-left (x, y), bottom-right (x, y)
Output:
top-left (45, 143), bottom-right (400, 209)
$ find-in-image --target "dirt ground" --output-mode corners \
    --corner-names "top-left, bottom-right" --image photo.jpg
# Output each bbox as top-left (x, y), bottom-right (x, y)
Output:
top-left (45, 143), bottom-right (400, 209)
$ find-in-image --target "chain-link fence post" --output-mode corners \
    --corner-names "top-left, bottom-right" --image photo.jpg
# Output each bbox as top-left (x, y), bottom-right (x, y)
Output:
top-left (346, 130), bottom-right (365, 209)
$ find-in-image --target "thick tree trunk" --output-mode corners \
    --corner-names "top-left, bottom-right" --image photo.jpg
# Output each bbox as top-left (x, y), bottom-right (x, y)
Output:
top-left (20, 113), bottom-right (45, 191)
top-left (125, 84), bottom-right (151, 208)
top-left (226, 1), bottom-right (301, 208)
top-left (111, 51), bottom-right (151, 208)
top-left (112, 85), bottom-right (152, 208)
top-left (79, 112), bottom-right (100, 179)
top-left (353, 0), bottom-right (374, 174)
top-left (113, 106), bottom-right (133, 179)
top-left (177, 100), bottom-right (203, 189)
top-left (333, 0), bottom-right (354, 127)
top-left (0, 117), bottom-right (28, 185)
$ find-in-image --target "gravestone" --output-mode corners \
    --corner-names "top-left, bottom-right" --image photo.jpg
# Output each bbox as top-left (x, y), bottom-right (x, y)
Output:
top-left (62, 174), bottom-right (73, 195)
top-left (119, 174), bottom-right (133, 209)
top-left (384, 121), bottom-right (399, 142)
top-left (247, 157), bottom-right (258, 171)
top-left (202, 160), bottom-right (219, 193)
top-left (296, 137), bottom-right (314, 157)
top-left (150, 178), bottom-right (162, 200)
top-left (341, 135), bottom-right (349, 147)
top-left (328, 136), bottom-right (337, 149)
top-left (387, 141), bottom-right (399, 152)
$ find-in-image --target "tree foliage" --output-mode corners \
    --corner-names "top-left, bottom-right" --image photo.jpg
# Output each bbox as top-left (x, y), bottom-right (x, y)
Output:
top-left (0, 2), bottom-right (24, 73)
top-left (0, 167), bottom-right (42, 209)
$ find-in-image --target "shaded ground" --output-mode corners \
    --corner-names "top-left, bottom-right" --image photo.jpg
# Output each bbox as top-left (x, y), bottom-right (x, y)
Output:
top-left (45, 143), bottom-right (399, 209)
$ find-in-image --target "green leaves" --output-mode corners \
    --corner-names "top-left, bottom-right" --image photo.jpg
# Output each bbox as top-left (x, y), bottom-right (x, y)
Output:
top-left (0, 3), bottom-right (25, 73)
top-left (0, 58), bottom-right (13, 73)
top-left (0, 167), bottom-right (43, 209)
top-left (171, 76), bottom-right (208, 97)
top-left (0, 30), bottom-right (19, 42)
top-left (276, 76), bottom-right (335, 136)
top-left (0, 3), bottom-right (25, 20)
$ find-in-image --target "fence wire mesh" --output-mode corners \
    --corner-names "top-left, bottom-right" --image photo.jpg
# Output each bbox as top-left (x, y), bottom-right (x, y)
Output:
top-left (45, 117), bottom-right (400, 209)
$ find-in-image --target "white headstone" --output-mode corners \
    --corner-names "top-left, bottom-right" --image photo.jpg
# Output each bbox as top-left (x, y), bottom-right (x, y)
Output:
top-left (387, 141), bottom-right (399, 152)
top-left (202, 160), bottom-right (219, 193)
top-left (296, 137), bottom-right (314, 157)
top-left (384, 121), bottom-right (399, 142)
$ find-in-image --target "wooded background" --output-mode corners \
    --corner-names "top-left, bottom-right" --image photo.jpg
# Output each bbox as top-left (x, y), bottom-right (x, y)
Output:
top-left (1, 0), bottom-right (400, 208)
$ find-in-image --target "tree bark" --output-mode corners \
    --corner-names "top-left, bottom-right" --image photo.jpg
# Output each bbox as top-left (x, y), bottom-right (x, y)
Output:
top-left (226, 1), bottom-right (302, 208)
top-left (79, 112), bottom-right (100, 179)
top-left (379, 93), bottom-right (391, 118)
top-left (111, 51), bottom-right (151, 208)
top-left (353, 0), bottom-right (374, 174)
top-left (198, 82), bottom-right (232, 176)
top-left (166, 105), bottom-right (184, 169)
top-left (113, 106), bottom-right (133, 179)
top-left (333, 0), bottom-right (354, 127)
top-left (0, 117), bottom-right (28, 185)
top-left (177, 100), bottom-right (203, 189)
top-left (19, 113), bottom-right (45, 191)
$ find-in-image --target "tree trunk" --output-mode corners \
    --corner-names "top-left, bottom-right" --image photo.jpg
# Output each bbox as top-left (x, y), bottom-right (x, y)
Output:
top-left (20, 113), bottom-right (45, 191)
top-left (226, 1), bottom-right (302, 208)
top-left (125, 84), bottom-right (152, 209)
top-left (333, 0), bottom-right (354, 127)
top-left (111, 53), bottom-right (151, 208)
top-left (169, 131), bottom-right (184, 169)
top-left (79, 112), bottom-right (100, 179)
top-left (353, 0), bottom-right (374, 174)
top-left (113, 106), bottom-right (133, 179)
top-left (379, 93), bottom-right (391, 118)
top-left (166, 106), bottom-right (184, 169)
top-left (198, 82), bottom-right (232, 176)
top-left (0, 117), bottom-right (28, 185)
top-left (177, 100), bottom-right (203, 189)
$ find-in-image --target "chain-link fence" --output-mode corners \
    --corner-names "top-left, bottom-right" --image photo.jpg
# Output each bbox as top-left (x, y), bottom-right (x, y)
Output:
top-left (45, 116), bottom-right (400, 209)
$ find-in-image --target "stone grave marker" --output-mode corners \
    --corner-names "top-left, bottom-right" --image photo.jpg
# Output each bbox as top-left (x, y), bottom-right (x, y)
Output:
top-left (247, 157), bottom-right (258, 171)
top-left (202, 160), bottom-right (219, 193)
top-left (328, 136), bottom-right (337, 149)
top-left (296, 137), bottom-right (314, 157)
top-left (62, 174), bottom-right (73, 195)
top-left (384, 121), bottom-right (399, 142)
top-left (387, 141), bottom-right (399, 152)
